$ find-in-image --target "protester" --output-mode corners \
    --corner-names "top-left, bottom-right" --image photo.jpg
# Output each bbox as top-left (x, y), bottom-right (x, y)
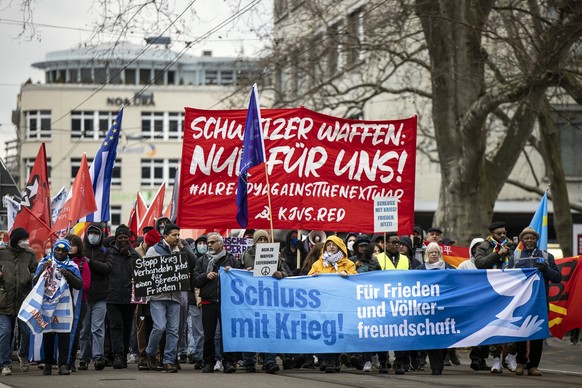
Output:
top-left (193, 232), bottom-right (240, 373)
top-left (280, 230), bottom-right (307, 275)
top-left (79, 223), bottom-right (113, 371)
top-left (308, 236), bottom-right (356, 373)
top-left (416, 242), bottom-right (454, 375)
top-left (0, 228), bottom-right (37, 375)
top-left (186, 234), bottom-right (208, 368)
top-left (65, 234), bottom-right (92, 372)
top-left (509, 226), bottom-right (561, 377)
top-left (106, 225), bottom-right (140, 369)
top-left (145, 224), bottom-right (192, 373)
top-left (425, 227), bottom-right (443, 244)
top-left (34, 238), bottom-right (83, 376)
top-left (345, 232), bottom-right (359, 258)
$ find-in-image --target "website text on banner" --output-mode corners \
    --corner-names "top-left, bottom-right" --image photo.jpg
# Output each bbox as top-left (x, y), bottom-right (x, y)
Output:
top-left (178, 108), bottom-right (417, 234)
top-left (220, 268), bottom-right (549, 354)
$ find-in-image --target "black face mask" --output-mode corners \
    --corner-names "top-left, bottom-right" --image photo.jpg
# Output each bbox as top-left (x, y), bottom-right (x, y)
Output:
top-left (413, 236), bottom-right (422, 248)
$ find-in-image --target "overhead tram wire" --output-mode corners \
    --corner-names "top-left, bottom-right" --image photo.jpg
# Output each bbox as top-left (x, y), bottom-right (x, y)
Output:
top-left (52, 0), bottom-right (263, 168)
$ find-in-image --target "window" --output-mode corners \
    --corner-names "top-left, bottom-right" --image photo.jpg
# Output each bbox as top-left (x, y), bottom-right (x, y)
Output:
top-left (205, 70), bottom-right (218, 85)
top-left (221, 70), bottom-right (234, 84)
top-left (24, 157), bottom-right (51, 184)
top-left (71, 111), bottom-right (94, 139)
top-left (167, 70), bottom-right (175, 85)
top-left (347, 8), bottom-right (365, 65)
top-left (98, 111), bottom-right (118, 137)
top-left (71, 157), bottom-right (121, 186)
top-left (141, 112), bottom-right (183, 140)
top-left (554, 104), bottom-right (582, 177)
top-left (125, 68), bottom-right (136, 85)
top-left (141, 159), bottom-right (180, 187)
top-left (81, 68), bottom-right (92, 83)
top-left (327, 22), bottom-right (343, 76)
top-left (25, 110), bottom-right (51, 140)
top-left (109, 68), bottom-right (122, 84)
top-left (95, 68), bottom-right (106, 84)
top-left (110, 205), bottom-right (122, 227)
top-left (140, 69), bottom-right (151, 85)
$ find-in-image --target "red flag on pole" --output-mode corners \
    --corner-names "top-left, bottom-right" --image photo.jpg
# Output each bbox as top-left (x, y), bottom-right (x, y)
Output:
top-left (52, 154), bottom-right (97, 235)
top-left (549, 256), bottom-right (582, 339)
top-left (10, 143), bottom-right (53, 244)
top-left (127, 200), bottom-right (139, 246)
top-left (136, 193), bottom-right (148, 229)
top-left (138, 182), bottom-right (166, 236)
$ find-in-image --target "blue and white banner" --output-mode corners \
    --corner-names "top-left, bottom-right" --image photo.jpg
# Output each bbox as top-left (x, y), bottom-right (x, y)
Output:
top-left (221, 268), bottom-right (549, 353)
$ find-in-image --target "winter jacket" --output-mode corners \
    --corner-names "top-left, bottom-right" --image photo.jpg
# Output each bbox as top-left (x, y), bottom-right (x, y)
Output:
top-left (106, 242), bottom-right (140, 304)
top-left (83, 223), bottom-right (113, 302)
top-left (509, 248), bottom-right (561, 300)
top-left (308, 257), bottom-right (357, 275)
top-left (0, 246), bottom-right (37, 315)
top-left (71, 254), bottom-right (92, 302)
top-left (279, 230), bottom-right (307, 275)
top-left (193, 250), bottom-right (239, 303)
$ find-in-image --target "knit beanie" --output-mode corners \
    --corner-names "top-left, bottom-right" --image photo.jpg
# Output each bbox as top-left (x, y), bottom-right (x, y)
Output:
top-left (519, 226), bottom-right (539, 241)
top-left (115, 224), bottom-right (131, 238)
top-left (54, 238), bottom-right (71, 253)
top-left (144, 228), bottom-right (162, 247)
top-left (9, 227), bottom-right (29, 249)
top-left (253, 229), bottom-right (270, 244)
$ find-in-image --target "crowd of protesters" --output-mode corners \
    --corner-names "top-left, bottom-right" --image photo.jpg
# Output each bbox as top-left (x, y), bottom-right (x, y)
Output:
top-left (0, 219), bottom-right (564, 377)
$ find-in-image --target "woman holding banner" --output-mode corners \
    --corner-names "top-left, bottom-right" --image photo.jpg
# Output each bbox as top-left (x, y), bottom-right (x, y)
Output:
top-left (308, 235), bottom-right (356, 373)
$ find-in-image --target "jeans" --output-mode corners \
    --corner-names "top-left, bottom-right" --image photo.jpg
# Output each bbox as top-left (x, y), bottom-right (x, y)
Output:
top-left (0, 314), bottom-right (15, 367)
top-left (146, 300), bottom-right (180, 364)
top-left (187, 304), bottom-right (204, 360)
top-left (243, 352), bottom-right (276, 367)
top-left (80, 300), bottom-right (107, 361)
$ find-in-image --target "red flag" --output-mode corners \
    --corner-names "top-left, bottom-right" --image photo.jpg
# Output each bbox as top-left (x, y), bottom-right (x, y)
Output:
top-left (138, 183), bottom-right (166, 236)
top-left (52, 154), bottom-right (97, 235)
top-left (136, 193), bottom-right (148, 229)
top-left (549, 256), bottom-right (582, 339)
top-left (127, 201), bottom-right (139, 246)
top-left (11, 143), bottom-right (53, 243)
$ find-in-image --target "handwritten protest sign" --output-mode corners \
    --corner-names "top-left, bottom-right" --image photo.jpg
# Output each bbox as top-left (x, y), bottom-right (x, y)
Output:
top-left (253, 243), bottom-right (280, 277)
top-left (133, 253), bottom-right (189, 297)
top-left (374, 196), bottom-right (398, 233)
top-left (178, 107), bottom-right (417, 234)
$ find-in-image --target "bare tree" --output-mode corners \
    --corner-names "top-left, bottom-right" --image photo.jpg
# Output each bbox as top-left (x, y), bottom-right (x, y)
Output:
top-left (268, 0), bottom-right (582, 245)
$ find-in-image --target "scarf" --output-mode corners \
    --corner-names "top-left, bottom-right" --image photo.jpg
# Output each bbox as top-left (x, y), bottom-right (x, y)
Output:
top-left (322, 250), bottom-right (344, 271)
top-left (425, 260), bottom-right (446, 270)
top-left (488, 236), bottom-right (509, 269)
top-left (206, 249), bottom-right (227, 273)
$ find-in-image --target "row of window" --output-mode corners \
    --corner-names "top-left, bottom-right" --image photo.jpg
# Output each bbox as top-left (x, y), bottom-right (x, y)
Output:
top-left (24, 157), bottom-right (179, 188)
top-left (25, 110), bottom-right (184, 140)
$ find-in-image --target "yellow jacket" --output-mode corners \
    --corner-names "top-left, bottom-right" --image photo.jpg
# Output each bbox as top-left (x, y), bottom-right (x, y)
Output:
top-left (308, 257), bottom-right (357, 275)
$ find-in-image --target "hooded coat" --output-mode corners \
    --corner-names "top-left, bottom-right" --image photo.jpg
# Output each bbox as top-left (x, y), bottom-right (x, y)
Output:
top-left (83, 223), bottom-right (114, 302)
top-left (0, 244), bottom-right (37, 315)
top-left (308, 236), bottom-right (357, 275)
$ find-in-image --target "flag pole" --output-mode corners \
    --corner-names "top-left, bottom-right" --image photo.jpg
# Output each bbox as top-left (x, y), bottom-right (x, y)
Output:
top-left (263, 163), bottom-right (275, 240)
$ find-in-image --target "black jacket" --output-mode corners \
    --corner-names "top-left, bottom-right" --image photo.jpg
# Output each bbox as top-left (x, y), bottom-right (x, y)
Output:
top-left (106, 242), bottom-right (140, 304)
top-left (193, 250), bottom-right (239, 303)
top-left (83, 223), bottom-right (113, 302)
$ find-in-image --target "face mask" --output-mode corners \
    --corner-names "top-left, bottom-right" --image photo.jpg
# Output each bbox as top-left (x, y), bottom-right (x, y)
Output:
top-left (347, 241), bottom-right (355, 251)
top-left (290, 237), bottom-right (298, 247)
top-left (0, 241), bottom-right (6, 248)
top-left (197, 243), bottom-right (208, 254)
top-left (19, 239), bottom-right (29, 248)
top-left (413, 236), bottom-right (421, 248)
top-left (87, 234), bottom-right (100, 245)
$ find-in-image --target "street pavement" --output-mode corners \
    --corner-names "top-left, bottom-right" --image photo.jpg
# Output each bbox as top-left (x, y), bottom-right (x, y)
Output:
top-left (0, 336), bottom-right (581, 388)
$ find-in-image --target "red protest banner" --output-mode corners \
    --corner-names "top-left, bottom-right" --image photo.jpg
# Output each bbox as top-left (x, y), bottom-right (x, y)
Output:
top-left (549, 256), bottom-right (582, 339)
top-left (178, 107), bottom-right (417, 234)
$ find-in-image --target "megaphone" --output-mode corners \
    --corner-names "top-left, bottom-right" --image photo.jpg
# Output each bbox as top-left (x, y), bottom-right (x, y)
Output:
top-left (307, 230), bottom-right (327, 245)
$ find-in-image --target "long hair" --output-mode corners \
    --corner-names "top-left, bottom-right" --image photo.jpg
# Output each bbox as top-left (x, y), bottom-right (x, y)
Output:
top-left (423, 242), bottom-right (442, 263)
top-left (300, 242), bottom-right (324, 275)
top-left (66, 234), bottom-right (84, 256)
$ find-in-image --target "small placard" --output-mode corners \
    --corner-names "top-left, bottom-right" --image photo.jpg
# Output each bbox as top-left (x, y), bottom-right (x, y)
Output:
top-left (253, 243), bottom-right (280, 277)
top-left (373, 196), bottom-right (398, 232)
top-left (133, 253), bottom-right (189, 297)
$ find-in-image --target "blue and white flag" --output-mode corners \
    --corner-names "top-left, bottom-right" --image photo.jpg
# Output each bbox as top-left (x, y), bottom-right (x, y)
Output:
top-left (50, 185), bottom-right (68, 225)
top-left (236, 84), bottom-right (266, 228)
top-left (221, 268), bottom-right (549, 353)
top-left (18, 257), bottom-right (81, 334)
top-left (81, 108), bottom-right (123, 222)
top-left (2, 195), bottom-right (20, 231)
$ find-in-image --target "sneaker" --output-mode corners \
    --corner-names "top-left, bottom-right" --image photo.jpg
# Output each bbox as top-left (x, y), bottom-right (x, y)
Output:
top-left (162, 363), bottom-right (178, 373)
top-left (394, 364), bottom-right (405, 375)
top-left (137, 361), bottom-right (149, 371)
top-left (193, 360), bottom-right (204, 370)
top-left (363, 361), bottom-right (372, 372)
top-left (147, 355), bottom-right (158, 371)
top-left (127, 354), bottom-right (137, 364)
top-left (505, 354), bottom-right (517, 372)
top-left (223, 362), bottom-right (236, 373)
top-left (470, 360), bottom-right (481, 371)
top-left (490, 357), bottom-right (502, 373)
top-left (187, 354), bottom-right (196, 364)
top-left (528, 367), bottom-right (542, 376)
top-left (202, 364), bottom-right (214, 373)
top-left (264, 362), bottom-right (280, 374)
top-left (371, 354), bottom-right (380, 369)
top-left (244, 364), bottom-right (256, 373)
top-left (1, 366), bottom-right (12, 376)
top-left (349, 355), bottom-right (364, 370)
top-left (282, 357), bottom-right (294, 370)
top-left (58, 365), bottom-right (70, 375)
top-left (515, 363), bottom-right (525, 376)
top-left (214, 360), bottom-right (223, 372)
top-left (339, 353), bottom-right (350, 367)
top-left (94, 358), bottom-right (106, 371)
top-left (78, 360), bottom-right (88, 371)
top-left (179, 354), bottom-right (188, 363)
top-left (449, 350), bottom-right (461, 366)
top-left (18, 356), bottom-right (29, 372)
top-left (379, 361), bottom-right (389, 374)
top-left (113, 355), bottom-right (124, 369)
top-left (69, 363), bottom-right (77, 372)
top-left (43, 364), bottom-right (52, 375)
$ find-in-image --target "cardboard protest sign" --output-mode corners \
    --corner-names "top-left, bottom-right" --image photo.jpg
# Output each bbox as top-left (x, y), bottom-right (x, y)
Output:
top-left (133, 253), bottom-right (189, 297)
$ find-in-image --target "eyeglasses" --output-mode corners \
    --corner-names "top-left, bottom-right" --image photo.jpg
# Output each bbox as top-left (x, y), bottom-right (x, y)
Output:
top-left (207, 240), bottom-right (219, 245)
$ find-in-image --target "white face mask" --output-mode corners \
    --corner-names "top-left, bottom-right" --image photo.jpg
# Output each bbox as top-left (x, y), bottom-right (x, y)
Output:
top-left (87, 234), bottom-right (100, 245)
top-left (347, 241), bottom-right (355, 251)
top-left (197, 243), bottom-right (208, 254)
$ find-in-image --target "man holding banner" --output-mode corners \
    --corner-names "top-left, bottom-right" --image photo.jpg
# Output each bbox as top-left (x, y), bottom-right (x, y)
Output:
top-left (509, 226), bottom-right (561, 377)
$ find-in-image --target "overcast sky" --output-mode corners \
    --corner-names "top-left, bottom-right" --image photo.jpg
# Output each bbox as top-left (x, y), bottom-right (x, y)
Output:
top-left (0, 0), bottom-right (269, 159)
